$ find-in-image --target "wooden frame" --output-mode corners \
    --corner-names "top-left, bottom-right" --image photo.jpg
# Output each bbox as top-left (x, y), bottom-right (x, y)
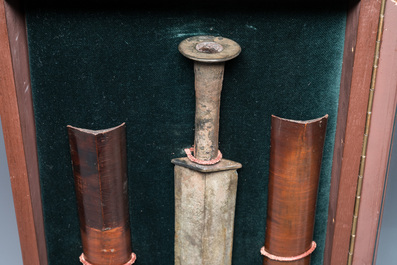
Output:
top-left (352, 1), bottom-right (397, 264)
top-left (324, 0), bottom-right (383, 264)
top-left (0, 0), bottom-right (394, 264)
top-left (0, 0), bottom-right (47, 264)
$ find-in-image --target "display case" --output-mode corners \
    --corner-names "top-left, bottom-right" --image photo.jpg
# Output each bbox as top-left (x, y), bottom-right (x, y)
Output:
top-left (1, 0), bottom-right (396, 264)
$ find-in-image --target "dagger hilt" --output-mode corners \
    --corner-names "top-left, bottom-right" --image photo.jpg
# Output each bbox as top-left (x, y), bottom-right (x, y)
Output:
top-left (178, 36), bottom-right (241, 161)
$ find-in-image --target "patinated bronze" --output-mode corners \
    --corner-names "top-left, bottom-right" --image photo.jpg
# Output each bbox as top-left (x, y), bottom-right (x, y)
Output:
top-left (172, 35), bottom-right (242, 265)
top-left (262, 115), bottom-right (328, 265)
top-left (178, 35), bottom-right (241, 161)
top-left (67, 123), bottom-right (135, 265)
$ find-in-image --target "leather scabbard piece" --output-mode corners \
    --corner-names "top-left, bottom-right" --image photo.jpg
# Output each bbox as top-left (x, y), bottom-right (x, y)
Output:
top-left (67, 123), bottom-right (132, 265)
top-left (263, 115), bottom-right (328, 265)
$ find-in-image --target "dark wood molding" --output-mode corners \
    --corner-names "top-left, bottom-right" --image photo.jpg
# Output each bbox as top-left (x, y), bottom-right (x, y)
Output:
top-left (323, 1), bottom-right (361, 264)
top-left (0, 0), bottom-right (47, 264)
top-left (324, 0), bottom-right (383, 264)
top-left (352, 1), bottom-right (397, 263)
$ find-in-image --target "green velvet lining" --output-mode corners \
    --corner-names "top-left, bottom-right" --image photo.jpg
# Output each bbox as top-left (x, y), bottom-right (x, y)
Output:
top-left (25, 3), bottom-right (346, 264)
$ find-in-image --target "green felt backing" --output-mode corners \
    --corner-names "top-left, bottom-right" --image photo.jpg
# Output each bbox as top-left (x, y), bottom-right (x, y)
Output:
top-left (25, 2), bottom-right (346, 265)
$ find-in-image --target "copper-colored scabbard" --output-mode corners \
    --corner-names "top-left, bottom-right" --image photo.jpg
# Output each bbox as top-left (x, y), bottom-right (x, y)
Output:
top-left (263, 115), bottom-right (328, 265)
top-left (67, 123), bottom-right (132, 265)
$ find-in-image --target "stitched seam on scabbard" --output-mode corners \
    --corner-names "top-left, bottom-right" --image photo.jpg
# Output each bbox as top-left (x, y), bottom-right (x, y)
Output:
top-left (260, 241), bottom-right (316, 262)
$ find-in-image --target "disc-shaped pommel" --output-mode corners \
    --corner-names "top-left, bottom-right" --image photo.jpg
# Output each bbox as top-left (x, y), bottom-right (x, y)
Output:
top-left (178, 35), bottom-right (241, 63)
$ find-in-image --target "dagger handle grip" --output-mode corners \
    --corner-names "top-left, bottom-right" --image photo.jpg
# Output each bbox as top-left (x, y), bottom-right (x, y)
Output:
top-left (194, 61), bottom-right (225, 161)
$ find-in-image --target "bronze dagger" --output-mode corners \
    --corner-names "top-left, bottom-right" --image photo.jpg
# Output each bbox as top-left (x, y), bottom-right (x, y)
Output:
top-left (172, 35), bottom-right (242, 265)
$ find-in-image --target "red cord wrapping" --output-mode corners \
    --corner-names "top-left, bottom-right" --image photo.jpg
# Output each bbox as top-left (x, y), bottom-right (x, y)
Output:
top-left (260, 241), bottom-right (316, 262)
top-left (79, 252), bottom-right (136, 265)
top-left (184, 147), bottom-right (222, 165)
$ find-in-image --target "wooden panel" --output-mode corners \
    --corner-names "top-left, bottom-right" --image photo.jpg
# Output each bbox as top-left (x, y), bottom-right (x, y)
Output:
top-left (352, 1), bottom-right (397, 264)
top-left (323, 1), bottom-right (360, 262)
top-left (0, 0), bottom-right (47, 264)
top-left (324, 0), bottom-right (383, 264)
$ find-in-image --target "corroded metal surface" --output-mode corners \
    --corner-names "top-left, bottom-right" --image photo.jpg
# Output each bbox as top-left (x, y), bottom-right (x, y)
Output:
top-left (193, 62), bottom-right (224, 161)
top-left (171, 157), bottom-right (242, 173)
top-left (202, 169), bottom-right (238, 264)
top-left (174, 166), bottom-right (205, 265)
top-left (178, 35), bottom-right (241, 63)
top-left (174, 165), bottom-right (238, 265)
top-left (178, 35), bottom-right (241, 162)
top-left (174, 35), bottom-right (241, 265)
